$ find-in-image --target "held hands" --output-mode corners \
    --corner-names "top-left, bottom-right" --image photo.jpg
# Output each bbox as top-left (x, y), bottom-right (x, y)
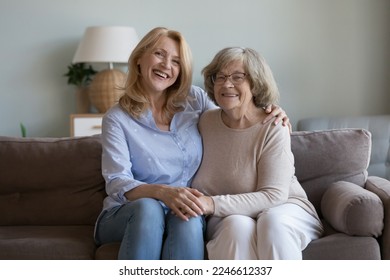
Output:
top-left (198, 196), bottom-right (215, 216)
top-left (124, 184), bottom-right (213, 221)
top-left (161, 187), bottom-right (206, 221)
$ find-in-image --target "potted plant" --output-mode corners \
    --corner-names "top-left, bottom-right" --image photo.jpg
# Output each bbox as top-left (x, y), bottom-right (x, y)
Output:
top-left (64, 63), bottom-right (97, 113)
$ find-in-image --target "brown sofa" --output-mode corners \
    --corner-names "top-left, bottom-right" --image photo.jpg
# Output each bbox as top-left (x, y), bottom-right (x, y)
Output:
top-left (0, 129), bottom-right (389, 260)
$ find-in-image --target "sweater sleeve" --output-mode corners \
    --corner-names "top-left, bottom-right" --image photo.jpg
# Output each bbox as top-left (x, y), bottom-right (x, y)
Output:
top-left (212, 124), bottom-right (294, 218)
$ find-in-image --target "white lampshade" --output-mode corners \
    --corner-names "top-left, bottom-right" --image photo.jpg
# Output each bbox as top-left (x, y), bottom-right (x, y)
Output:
top-left (72, 26), bottom-right (139, 65)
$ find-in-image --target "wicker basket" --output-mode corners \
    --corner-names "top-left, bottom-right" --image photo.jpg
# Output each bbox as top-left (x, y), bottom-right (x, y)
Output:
top-left (89, 69), bottom-right (126, 113)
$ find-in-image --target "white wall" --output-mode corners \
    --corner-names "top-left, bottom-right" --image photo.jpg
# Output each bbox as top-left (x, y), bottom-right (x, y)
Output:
top-left (0, 0), bottom-right (389, 137)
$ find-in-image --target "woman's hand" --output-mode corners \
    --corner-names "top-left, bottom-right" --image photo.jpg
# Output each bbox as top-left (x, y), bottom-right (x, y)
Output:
top-left (263, 105), bottom-right (292, 132)
top-left (198, 196), bottom-right (215, 216)
top-left (160, 186), bottom-right (205, 221)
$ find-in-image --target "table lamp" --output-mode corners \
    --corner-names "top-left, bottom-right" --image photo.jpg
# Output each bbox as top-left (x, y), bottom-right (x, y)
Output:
top-left (72, 26), bottom-right (139, 113)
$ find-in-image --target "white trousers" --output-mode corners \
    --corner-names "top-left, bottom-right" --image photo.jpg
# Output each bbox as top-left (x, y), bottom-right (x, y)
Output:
top-left (206, 203), bottom-right (323, 260)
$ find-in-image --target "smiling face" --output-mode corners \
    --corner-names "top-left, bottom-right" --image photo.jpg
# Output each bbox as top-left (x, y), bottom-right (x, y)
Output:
top-left (137, 36), bottom-right (181, 96)
top-left (214, 60), bottom-right (254, 115)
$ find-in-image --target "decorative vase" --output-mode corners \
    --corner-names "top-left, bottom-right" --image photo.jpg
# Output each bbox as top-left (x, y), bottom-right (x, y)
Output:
top-left (89, 69), bottom-right (127, 113)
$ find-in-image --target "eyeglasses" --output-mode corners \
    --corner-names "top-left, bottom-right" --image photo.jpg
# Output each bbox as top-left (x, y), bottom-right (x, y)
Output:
top-left (212, 72), bottom-right (248, 85)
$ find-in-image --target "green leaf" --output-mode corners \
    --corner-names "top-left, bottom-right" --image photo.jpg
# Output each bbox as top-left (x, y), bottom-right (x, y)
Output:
top-left (20, 123), bottom-right (26, 137)
top-left (64, 63), bottom-right (97, 86)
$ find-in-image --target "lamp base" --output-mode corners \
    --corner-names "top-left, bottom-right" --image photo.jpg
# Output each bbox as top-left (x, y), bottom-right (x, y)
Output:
top-left (89, 69), bottom-right (126, 113)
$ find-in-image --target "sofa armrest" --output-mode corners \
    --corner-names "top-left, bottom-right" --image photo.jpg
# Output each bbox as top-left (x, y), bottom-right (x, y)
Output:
top-left (321, 181), bottom-right (384, 237)
top-left (365, 176), bottom-right (390, 259)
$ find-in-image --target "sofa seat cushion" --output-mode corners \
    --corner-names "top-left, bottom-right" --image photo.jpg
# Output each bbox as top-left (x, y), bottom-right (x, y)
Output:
top-left (302, 233), bottom-right (380, 260)
top-left (95, 242), bottom-right (120, 260)
top-left (0, 226), bottom-right (96, 259)
top-left (321, 181), bottom-right (384, 237)
top-left (98, 235), bottom-right (382, 260)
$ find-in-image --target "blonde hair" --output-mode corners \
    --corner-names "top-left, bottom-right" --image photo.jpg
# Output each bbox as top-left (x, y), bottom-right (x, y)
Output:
top-left (119, 27), bottom-right (193, 119)
top-left (202, 47), bottom-right (279, 108)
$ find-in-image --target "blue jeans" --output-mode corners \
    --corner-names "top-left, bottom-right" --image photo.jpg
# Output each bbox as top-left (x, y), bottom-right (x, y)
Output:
top-left (95, 198), bottom-right (205, 260)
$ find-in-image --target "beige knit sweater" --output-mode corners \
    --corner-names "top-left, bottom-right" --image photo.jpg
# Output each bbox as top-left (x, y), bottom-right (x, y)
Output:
top-left (192, 109), bottom-right (320, 220)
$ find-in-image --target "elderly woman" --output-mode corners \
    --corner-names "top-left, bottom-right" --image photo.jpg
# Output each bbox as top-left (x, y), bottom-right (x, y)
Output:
top-left (193, 47), bottom-right (323, 260)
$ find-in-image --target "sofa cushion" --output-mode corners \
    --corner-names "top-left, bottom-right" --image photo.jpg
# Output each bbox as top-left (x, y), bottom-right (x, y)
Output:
top-left (0, 226), bottom-right (96, 259)
top-left (95, 243), bottom-right (120, 260)
top-left (321, 181), bottom-right (384, 237)
top-left (0, 136), bottom-right (106, 226)
top-left (302, 233), bottom-right (381, 260)
top-left (291, 129), bottom-right (371, 217)
top-left (297, 115), bottom-right (390, 180)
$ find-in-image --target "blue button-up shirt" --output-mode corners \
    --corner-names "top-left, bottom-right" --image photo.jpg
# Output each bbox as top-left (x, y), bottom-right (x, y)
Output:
top-left (100, 85), bottom-right (216, 212)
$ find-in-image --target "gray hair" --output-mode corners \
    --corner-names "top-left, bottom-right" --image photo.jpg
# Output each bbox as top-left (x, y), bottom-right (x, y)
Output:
top-left (202, 47), bottom-right (279, 108)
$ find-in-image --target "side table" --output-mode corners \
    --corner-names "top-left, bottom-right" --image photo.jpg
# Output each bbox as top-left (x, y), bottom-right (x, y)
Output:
top-left (70, 114), bottom-right (104, 137)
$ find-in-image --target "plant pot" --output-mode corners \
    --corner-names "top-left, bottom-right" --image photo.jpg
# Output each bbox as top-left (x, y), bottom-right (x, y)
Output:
top-left (75, 86), bottom-right (91, 113)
